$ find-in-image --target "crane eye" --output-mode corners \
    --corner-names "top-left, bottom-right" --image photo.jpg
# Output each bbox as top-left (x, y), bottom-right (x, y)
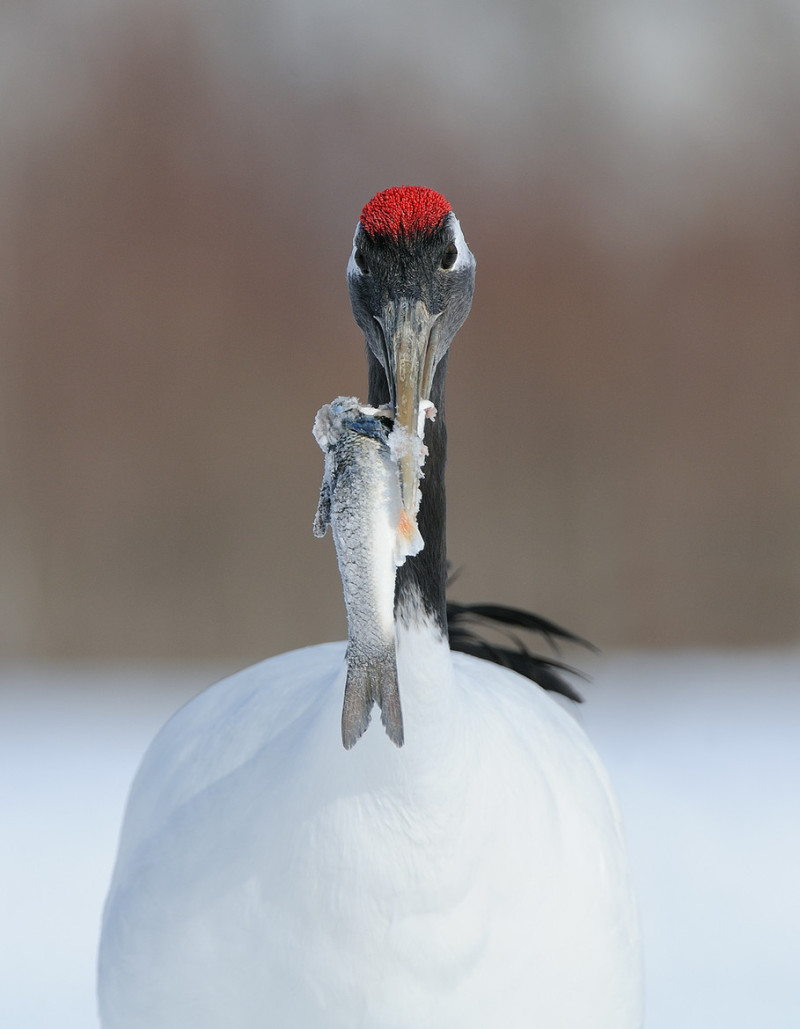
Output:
top-left (440, 243), bottom-right (458, 270)
top-left (354, 248), bottom-right (369, 274)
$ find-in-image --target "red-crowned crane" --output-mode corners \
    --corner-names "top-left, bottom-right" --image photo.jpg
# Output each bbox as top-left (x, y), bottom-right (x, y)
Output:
top-left (98, 186), bottom-right (643, 1028)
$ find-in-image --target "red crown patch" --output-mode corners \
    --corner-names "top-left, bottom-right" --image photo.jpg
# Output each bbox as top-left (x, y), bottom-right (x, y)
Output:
top-left (360, 186), bottom-right (451, 241)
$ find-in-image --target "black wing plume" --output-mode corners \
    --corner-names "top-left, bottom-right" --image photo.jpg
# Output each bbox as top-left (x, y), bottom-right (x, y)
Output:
top-left (446, 600), bottom-right (596, 703)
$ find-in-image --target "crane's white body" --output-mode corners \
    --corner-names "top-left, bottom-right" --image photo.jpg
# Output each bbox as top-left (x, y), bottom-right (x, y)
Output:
top-left (99, 624), bottom-right (643, 1028)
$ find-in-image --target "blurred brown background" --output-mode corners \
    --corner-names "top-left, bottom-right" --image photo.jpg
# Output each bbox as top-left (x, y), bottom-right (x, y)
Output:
top-left (2, 0), bottom-right (799, 661)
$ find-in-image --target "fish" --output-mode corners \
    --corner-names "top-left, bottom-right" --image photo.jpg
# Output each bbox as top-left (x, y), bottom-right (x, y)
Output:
top-left (312, 396), bottom-right (405, 749)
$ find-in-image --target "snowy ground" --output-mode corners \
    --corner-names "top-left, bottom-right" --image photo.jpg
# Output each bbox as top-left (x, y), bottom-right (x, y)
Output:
top-left (2, 650), bottom-right (798, 1028)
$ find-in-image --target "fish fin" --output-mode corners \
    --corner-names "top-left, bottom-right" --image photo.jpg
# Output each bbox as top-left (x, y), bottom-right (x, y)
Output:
top-left (313, 480), bottom-right (331, 538)
top-left (341, 665), bottom-right (374, 749)
top-left (394, 510), bottom-right (424, 565)
top-left (376, 658), bottom-right (404, 748)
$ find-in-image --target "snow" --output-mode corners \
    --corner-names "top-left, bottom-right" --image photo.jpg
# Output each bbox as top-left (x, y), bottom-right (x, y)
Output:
top-left (2, 651), bottom-right (798, 1028)
top-left (578, 651), bottom-right (800, 1028)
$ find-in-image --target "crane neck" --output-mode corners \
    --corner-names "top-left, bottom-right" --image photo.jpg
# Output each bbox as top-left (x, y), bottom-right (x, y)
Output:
top-left (367, 352), bottom-right (449, 637)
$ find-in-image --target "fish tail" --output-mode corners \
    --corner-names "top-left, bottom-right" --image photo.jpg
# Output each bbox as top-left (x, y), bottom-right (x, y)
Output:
top-left (376, 658), bottom-right (404, 748)
top-left (341, 654), bottom-right (404, 749)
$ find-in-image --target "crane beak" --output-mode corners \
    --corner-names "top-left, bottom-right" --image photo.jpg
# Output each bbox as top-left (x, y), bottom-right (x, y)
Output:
top-left (375, 298), bottom-right (441, 556)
